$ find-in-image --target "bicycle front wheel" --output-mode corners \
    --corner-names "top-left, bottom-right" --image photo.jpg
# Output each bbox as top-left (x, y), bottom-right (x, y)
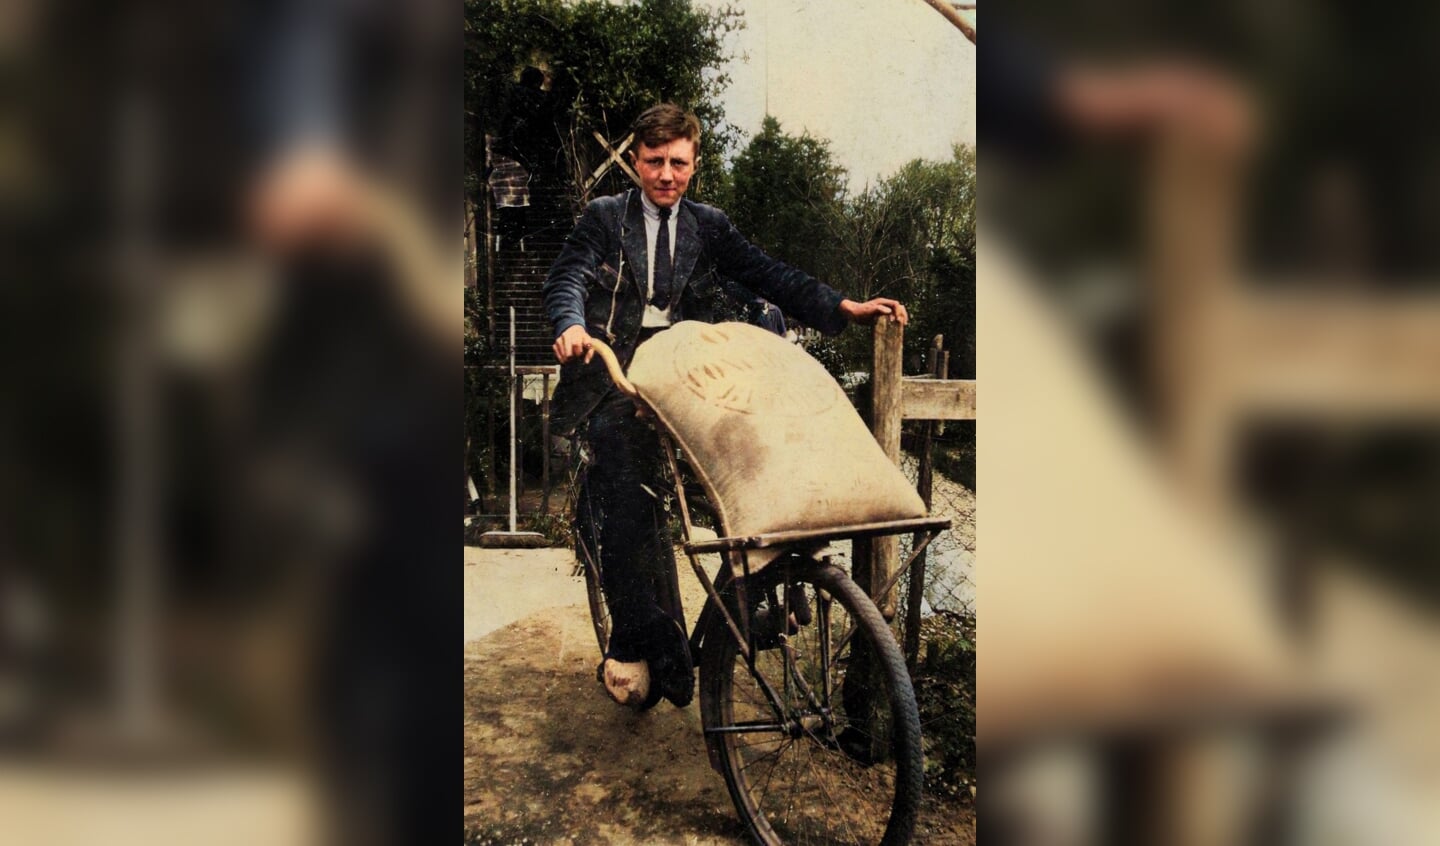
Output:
top-left (699, 557), bottom-right (923, 845)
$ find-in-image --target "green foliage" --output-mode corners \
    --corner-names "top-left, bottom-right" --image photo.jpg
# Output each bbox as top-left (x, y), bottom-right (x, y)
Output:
top-left (465, 0), bottom-right (745, 208)
top-left (718, 116), bottom-right (857, 380)
top-left (881, 147), bottom-right (977, 378)
top-left (913, 610), bottom-right (976, 801)
top-left (727, 116), bottom-right (847, 279)
top-left (521, 511), bottom-right (574, 547)
top-left (801, 332), bottom-right (862, 386)
top-left (830, 145), bottom-right (976, 378)
top-left (719, 125), bottom-right (976, 386)
top-left (778, 144), bottom-right (977, 381)
top-left (464, 286), bottom-right (503, 507)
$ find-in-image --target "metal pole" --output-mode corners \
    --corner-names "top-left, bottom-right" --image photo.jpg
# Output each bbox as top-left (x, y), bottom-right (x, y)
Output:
top-left (541, 371), bottom-right (551, 514)
top-left (509, 307), bottom-right (518, 532)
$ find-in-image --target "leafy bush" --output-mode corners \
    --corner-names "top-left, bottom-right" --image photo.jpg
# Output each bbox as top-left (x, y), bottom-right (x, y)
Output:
top-left (913, 609), bottom-right (976, 801)
top-left (466, 0), bottom-right (744, 210)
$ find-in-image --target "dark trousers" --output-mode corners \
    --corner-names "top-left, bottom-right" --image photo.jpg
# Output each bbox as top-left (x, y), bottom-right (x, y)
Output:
top-left (574, 389), bottom-right (680, 663)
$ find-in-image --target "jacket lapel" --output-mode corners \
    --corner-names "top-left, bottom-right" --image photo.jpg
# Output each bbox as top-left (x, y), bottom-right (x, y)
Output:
top-left (672, 200), bottom-right (702, 298)
top-left (619, 190), bottom-right (648, 295)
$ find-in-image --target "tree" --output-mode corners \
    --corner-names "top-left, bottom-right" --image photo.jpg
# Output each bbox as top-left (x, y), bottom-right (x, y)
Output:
top-left (882, 145), bottom-right (977, 378)
top-left (465, 0), bottom-right (744, 211)
top-left (726, 116), bottom-right (847, 281)
top-left (825, 145), bottom-right (976, 378)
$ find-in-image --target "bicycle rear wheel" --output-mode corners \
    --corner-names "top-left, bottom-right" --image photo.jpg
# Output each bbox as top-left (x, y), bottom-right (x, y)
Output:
top-left (700, 557), bottom-right (922, 845)
top-left (578, 541), bottom-right (611, 656)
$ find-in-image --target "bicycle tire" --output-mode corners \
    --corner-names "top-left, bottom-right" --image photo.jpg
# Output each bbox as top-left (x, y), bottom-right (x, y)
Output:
top-left (577, 538), bottom-right (611, 657)
top-left (700, 557), bottom-right (923, 845)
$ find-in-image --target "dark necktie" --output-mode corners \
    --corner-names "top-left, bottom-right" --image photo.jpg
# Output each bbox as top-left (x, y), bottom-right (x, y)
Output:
top-left (652, 206), bottom-right (673, 310)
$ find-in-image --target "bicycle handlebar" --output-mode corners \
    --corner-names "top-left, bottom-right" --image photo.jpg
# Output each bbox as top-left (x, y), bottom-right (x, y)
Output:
top-left (582, 337), bottom-right (639, 398)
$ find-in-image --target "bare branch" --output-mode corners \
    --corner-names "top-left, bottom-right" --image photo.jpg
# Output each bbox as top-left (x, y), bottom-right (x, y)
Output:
top-left (918, 0), bottom-right (976, 44)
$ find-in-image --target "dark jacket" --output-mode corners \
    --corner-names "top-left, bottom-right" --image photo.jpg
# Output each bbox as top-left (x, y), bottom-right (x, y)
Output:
top-left (543, 189), bottom-right (849, 434)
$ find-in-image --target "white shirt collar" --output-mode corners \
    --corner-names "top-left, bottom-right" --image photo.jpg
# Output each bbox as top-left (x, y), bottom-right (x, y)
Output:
top-left (639, 191), bottom-right (674, 220)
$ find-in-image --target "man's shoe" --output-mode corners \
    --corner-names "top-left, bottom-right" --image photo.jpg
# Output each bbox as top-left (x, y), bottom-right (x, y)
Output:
top-left (600, 658), bottom-right (651, 708)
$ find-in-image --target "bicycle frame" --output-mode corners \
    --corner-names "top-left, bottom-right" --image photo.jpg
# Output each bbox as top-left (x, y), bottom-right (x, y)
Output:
top-left (582, 336), bottom-right (950, 730)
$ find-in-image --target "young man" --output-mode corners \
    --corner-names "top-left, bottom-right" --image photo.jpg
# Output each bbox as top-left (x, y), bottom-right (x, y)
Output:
top-left (543, 103), bottom-right (906, 708)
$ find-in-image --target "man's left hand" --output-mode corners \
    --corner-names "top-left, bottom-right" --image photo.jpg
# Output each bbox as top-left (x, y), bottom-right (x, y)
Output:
top-left (839, 297), bottom-right (909, 327)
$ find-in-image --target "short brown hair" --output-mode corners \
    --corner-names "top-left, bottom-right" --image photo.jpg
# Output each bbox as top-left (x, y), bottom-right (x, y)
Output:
top-left (630, 103), bottom-right (701, 150)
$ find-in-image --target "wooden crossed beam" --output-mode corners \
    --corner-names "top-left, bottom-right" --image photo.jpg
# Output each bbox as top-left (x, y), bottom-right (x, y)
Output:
top-left (582, 131), bottom-right (641, 196)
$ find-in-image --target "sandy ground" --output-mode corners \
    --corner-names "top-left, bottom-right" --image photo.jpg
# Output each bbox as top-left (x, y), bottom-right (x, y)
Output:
top-left (462, 545), bottom-right (976, 845)
top-left (463, 547), bottom-right (582, 643)
top-left (463, 544), bottom-right (746, 845)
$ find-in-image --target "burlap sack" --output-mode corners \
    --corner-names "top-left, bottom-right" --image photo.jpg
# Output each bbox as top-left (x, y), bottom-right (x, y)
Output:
top-left (627, 322), bottom-right (925, 568)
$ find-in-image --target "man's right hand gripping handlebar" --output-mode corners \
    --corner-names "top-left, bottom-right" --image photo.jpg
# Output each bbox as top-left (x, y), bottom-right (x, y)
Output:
top-left (552, 324), bottom-right (594, 364)
top-left (553, 325), bottom-right (637, 397)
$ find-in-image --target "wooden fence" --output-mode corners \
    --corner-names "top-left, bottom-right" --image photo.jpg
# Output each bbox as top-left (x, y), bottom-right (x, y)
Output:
top-left (855, 318), bottom-right (976, 669)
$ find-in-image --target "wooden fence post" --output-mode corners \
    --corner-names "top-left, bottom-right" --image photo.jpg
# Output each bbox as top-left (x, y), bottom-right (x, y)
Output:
top-left (868, 316), bottom-right (906, 617)
top-left (904, 335), bottom-right (944, 671)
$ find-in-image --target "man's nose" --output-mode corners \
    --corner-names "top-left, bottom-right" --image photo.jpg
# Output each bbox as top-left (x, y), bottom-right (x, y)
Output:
top-left (659, 163), bottom-right (673, 182)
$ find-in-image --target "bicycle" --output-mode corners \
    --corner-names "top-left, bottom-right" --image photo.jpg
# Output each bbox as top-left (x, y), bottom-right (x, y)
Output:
top-left (573, 321), bottom-right (950, 846)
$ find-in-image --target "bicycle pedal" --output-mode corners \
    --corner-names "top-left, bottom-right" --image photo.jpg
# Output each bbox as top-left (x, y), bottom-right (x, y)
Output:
top-left (751, 606), bottom-right (799, 650)
top-left (787, 584), bottom-right (813, 626)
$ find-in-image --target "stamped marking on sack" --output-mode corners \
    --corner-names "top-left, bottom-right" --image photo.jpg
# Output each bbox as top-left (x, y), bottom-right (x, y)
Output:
top-left (673, 326), bottom-right (838, 417)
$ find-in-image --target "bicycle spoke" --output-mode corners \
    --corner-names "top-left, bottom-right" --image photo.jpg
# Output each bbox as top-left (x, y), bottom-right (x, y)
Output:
top-left (749, 736), bottom-right (793, 814)
top-left (808, 739), bottom-right (865, 845)
top-left (795, 617), bottom-right (883, 840)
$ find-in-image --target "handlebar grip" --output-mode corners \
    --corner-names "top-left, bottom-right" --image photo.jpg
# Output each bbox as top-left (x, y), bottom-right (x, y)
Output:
top-left (584, 338), bottom-right (639, 397)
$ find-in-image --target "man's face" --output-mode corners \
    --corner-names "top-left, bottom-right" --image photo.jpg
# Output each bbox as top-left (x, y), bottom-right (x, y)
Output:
top-left (630, 138), bottom-right (696, 209)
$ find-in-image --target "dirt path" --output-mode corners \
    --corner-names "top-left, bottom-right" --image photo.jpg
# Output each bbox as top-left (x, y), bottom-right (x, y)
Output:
top-left (462, 546), bottom-right (974, 845)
